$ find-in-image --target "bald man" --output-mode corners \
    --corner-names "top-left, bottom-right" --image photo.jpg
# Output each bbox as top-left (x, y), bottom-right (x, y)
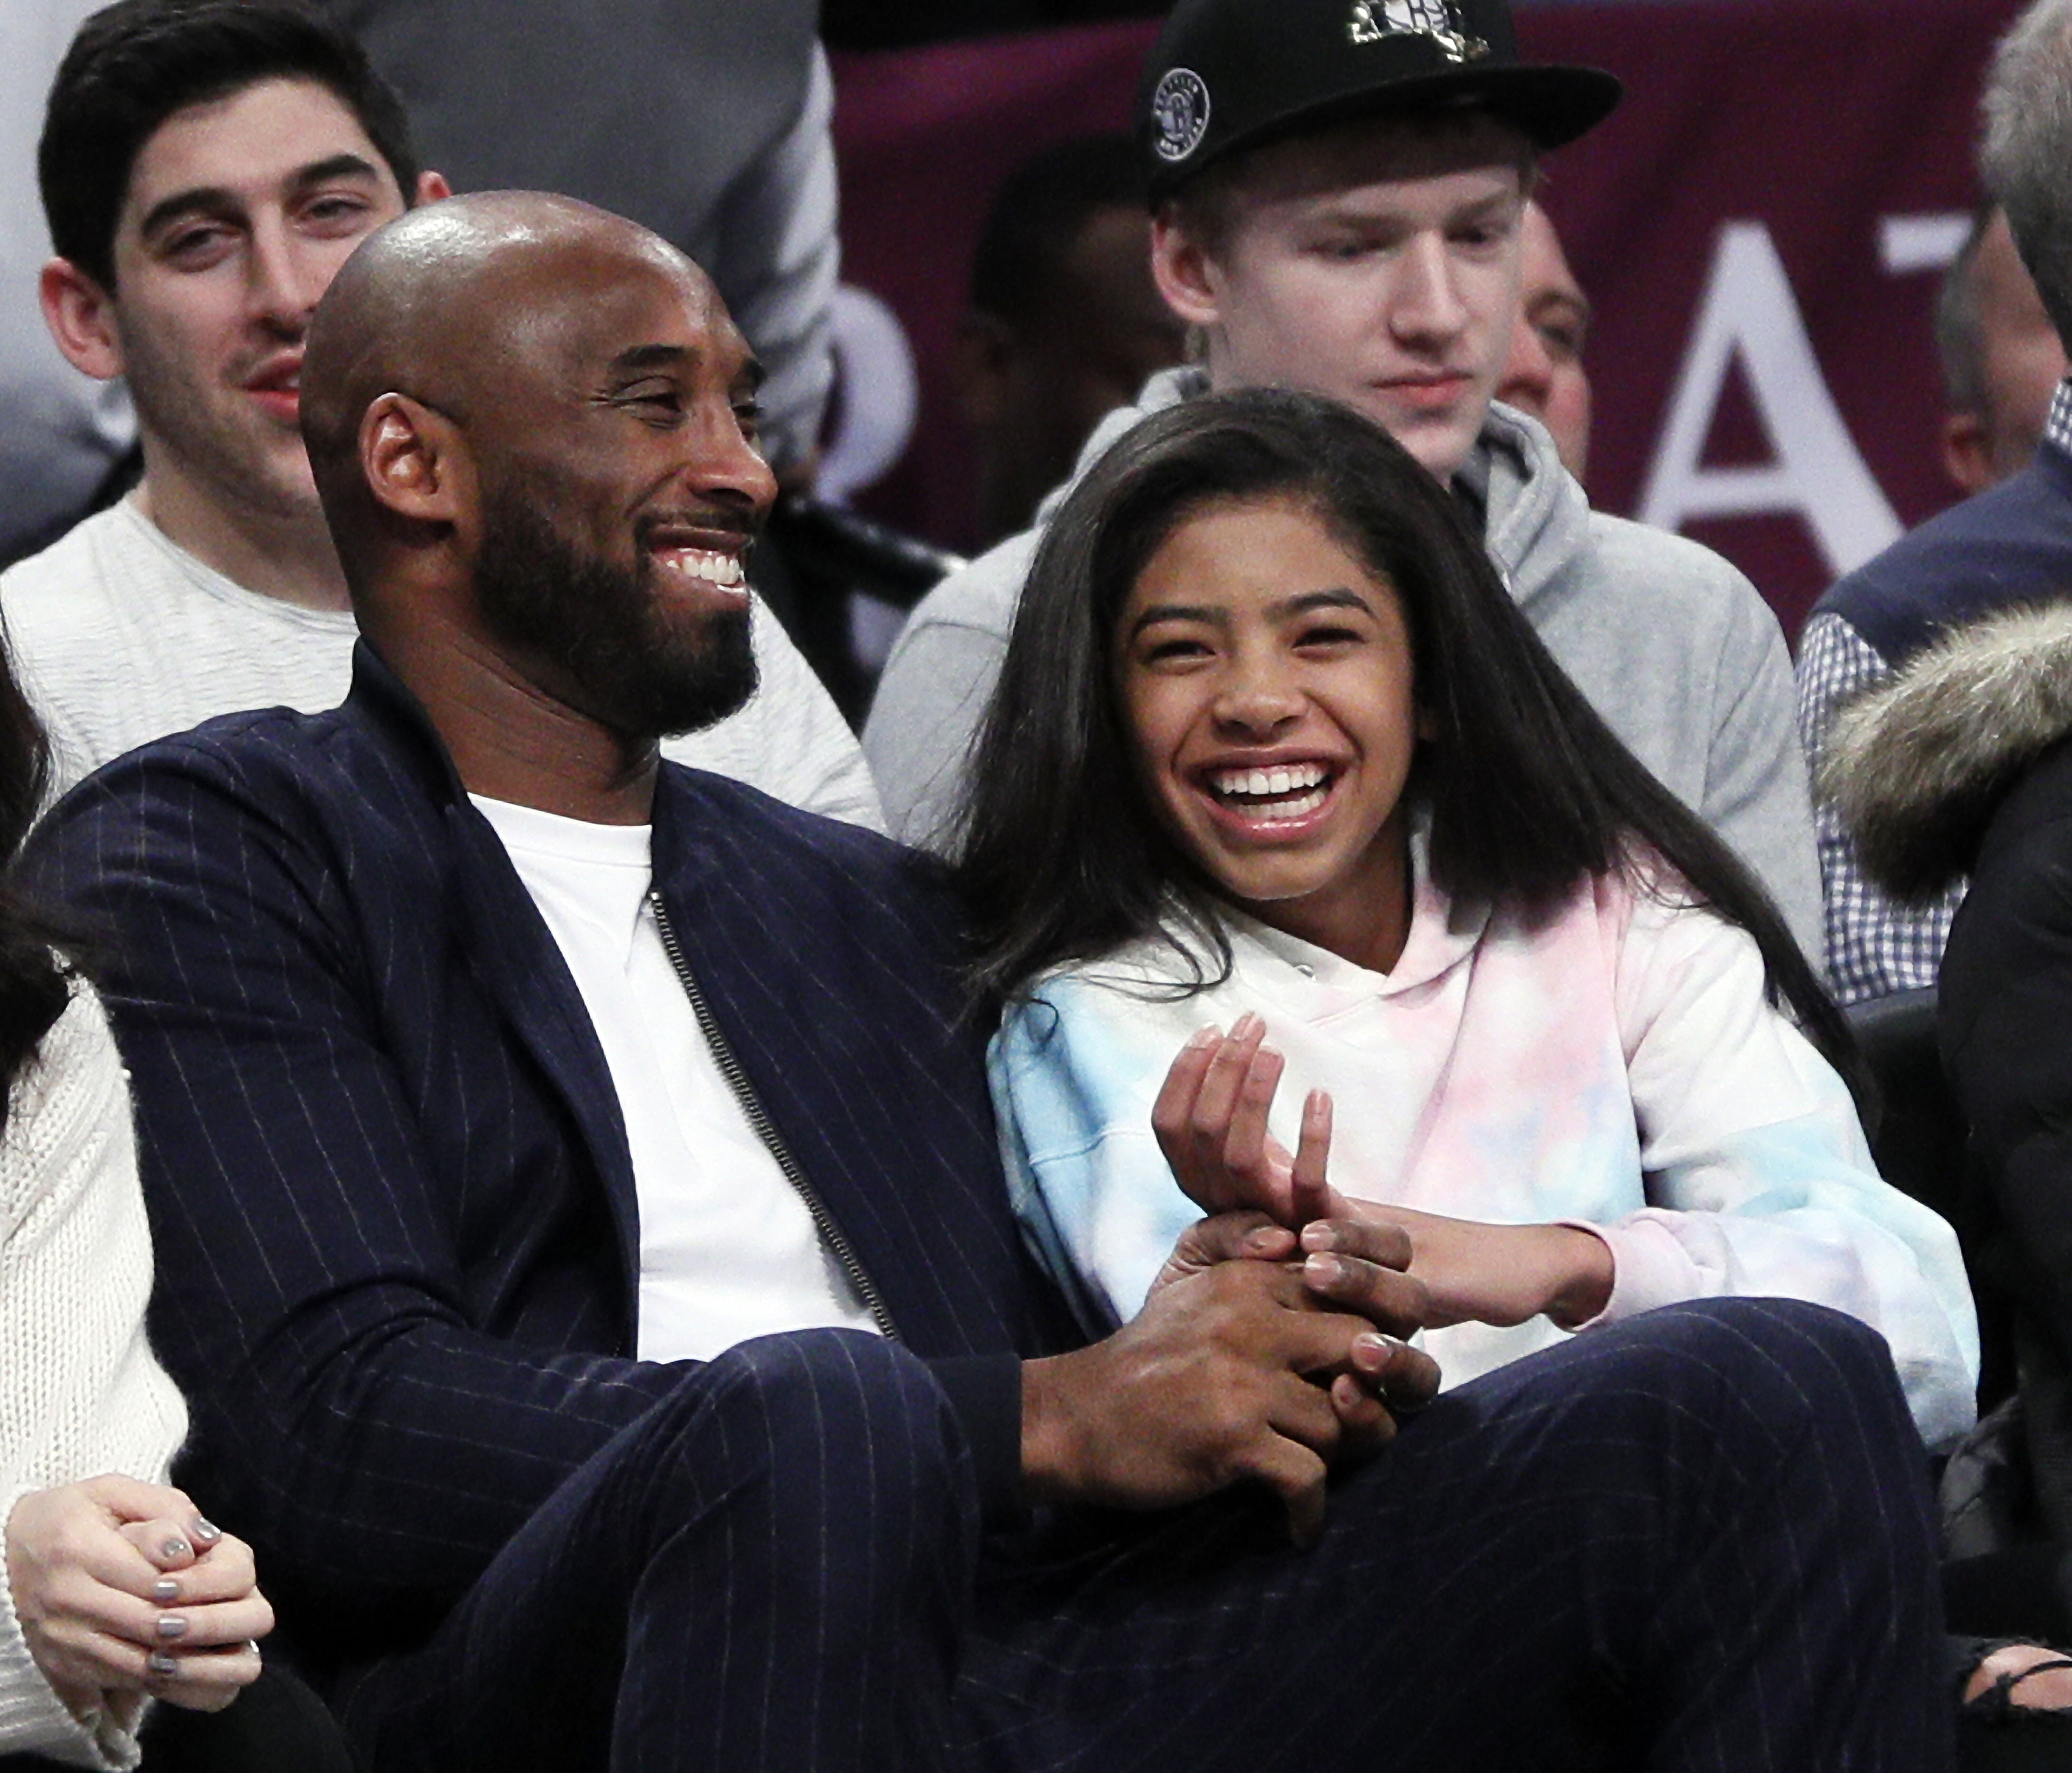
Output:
top-left (27, 192), bottom-right (1950, 1772)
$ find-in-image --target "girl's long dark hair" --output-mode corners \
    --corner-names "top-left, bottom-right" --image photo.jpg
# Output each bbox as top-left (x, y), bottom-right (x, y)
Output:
top-left (0, 633), bottom-right (73, 1128)
top-left (954, 386), bottom-right (1859, 1093)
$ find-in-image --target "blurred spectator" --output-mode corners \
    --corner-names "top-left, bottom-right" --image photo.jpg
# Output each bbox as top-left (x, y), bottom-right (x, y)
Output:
top-left (1936, 200), bottom-right (2067, 496)
top-left (1798, 0), bottom-right (2072, 1006)
top-left (0, 2), bottom-right (136, 568)
top-left (1494, 198), bottom-right (1591, 481)
top-left (320, 0), bottom-right (838, 483)
top-left (952, 134), bottom-right (1185, 548)
top-left (6, 0), bottom-right (881, 832)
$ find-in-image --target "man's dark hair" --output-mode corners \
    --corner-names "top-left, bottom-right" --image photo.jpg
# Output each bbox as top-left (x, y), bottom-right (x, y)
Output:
top-left (969, 134), bottom-right (1148, 325)
top-left (954, 385), bottom-right (1859, 1097)
top-left (39, 0), bottom-right (420, 293)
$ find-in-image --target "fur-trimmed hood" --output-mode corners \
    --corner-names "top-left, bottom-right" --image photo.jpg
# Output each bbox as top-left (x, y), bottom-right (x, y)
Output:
top-left (1822, 601), bottom-right (2072, 899)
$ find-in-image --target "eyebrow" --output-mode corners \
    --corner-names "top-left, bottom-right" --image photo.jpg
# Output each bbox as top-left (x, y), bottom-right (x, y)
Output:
top-left (137, 151), bottom-right (387, 241)
top-left (1127, 586), bottom-right (1373, 638)
top-left (605, 343), bottom-right (767, 393)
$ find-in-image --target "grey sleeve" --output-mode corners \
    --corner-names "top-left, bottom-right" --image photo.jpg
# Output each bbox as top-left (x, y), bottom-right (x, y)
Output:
top-left (709, 45), bottom-right (838, 474)
top-left (862, 615), bottom-right (1008, 853)
top-left (1699, 582), bottom-right (1824, 968)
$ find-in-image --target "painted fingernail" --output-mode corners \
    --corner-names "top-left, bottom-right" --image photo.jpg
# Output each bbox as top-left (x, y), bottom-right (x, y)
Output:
top-left (152, 1578), bottom-right (179, 1603)
top-left (160, 1537), bottom-right (189, 1561)
top-left (190, 1517), bottom-right (221, 1545)
top-left (155, 1615), bottom-right (189, 1640)
top-left (147, 1652), bottom-right (179, 1677)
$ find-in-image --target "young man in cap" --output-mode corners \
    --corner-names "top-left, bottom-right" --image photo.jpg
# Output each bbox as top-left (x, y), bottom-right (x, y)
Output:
top-left (865, 0), bottom-right (1821, 959)
top-left (7, 0), bottom-right (879, 828)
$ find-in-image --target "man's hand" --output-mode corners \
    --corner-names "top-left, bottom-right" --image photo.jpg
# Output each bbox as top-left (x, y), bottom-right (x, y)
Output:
top-left (1153, 1015), bottom-right (1343, 1228)
top-left (1349, 1201), bottom-right (1615, 1330)
top-left (1023, 1243), bottom-right (1439, 1544)
top-left (6, 1476), bottom-right (272, 1720)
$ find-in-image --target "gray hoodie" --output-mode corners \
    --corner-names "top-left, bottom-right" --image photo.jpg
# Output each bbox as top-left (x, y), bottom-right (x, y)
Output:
top-left (863, 368), bottom-right (1821, 959)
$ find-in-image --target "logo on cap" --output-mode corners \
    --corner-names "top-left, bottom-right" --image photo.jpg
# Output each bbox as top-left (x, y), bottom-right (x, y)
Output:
top-left (1348, 0), bottom-right (1488, 62)
top-left (1149, 67), bottom-right (1212, 163)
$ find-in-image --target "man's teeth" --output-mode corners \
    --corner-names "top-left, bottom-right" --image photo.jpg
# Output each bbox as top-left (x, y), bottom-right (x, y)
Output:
top-left (1207, 763), bottom-right (1330, 819)
top-left (655, 548), bottom-right (746, 586)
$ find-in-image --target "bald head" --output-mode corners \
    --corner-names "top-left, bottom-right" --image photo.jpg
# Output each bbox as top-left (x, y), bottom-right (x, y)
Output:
top-left (301, 190), bottom-right (745, 584)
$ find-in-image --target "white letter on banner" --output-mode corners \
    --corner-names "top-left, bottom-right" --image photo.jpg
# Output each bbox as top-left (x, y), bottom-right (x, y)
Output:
top-left (1638, 221), bottom-right (1900, 577)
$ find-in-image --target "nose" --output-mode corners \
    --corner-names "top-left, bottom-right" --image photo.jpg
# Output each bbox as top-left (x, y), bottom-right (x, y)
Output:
top-left (244, 217), bottom-right (324, 334)
top-left (1496, 310), bottom-right (1553, 418)
top-left (1211, 655), bottom-right (1305, 738)
top-left (684, 399), bottom-right (779, 524)
top-left (1389, 233), bottom-right (1470, 348)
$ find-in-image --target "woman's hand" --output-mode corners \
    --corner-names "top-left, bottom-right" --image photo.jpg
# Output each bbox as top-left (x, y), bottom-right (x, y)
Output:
top-left (1152, 1014), bottom-right (1346, 1227)
top-left (6, 1475), bottom-right (271, 1720)
top-left (1346, 1202), bottom-right (1615, 1330)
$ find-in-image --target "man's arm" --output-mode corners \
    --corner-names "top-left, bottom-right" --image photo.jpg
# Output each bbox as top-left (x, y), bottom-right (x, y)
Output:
top-left (28, 756), bottom-right (685, 1612)
top-left (1695, 573), bottom-right (1824, 964)
top-left (1795, 611), bottom-right (1959, 1003)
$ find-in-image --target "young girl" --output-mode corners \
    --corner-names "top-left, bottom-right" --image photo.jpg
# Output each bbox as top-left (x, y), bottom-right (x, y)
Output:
top-left (957, 386), bottom-right (1977, 1448)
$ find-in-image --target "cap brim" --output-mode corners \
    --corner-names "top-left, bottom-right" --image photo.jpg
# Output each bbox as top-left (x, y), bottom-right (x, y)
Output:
top-left (1150, 63), bottom-right (1622, 197)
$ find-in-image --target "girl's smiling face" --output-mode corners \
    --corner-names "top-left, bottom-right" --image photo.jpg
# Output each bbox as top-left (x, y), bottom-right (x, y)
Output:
top-left (1116, 492), bottom-right (1422, 972)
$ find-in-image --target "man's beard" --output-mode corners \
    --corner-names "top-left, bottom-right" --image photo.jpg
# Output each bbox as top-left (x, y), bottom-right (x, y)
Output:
top-left (472, 482), bottom-right (758, 740)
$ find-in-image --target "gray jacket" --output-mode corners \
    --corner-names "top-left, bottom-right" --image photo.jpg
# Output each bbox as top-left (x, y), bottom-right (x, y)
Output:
top-left (863, 369), bottom-right (1821, 959)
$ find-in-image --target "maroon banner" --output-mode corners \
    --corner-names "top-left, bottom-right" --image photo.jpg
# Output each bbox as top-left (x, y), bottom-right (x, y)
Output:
top-left (830, 0), bottom-right (2025, 638)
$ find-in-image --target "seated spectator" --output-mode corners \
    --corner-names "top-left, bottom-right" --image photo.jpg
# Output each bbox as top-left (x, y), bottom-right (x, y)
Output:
top-left (951, 133), bottom-right (1186, 549)
top-left (1823, 600), bottom-right (2072, 1659)
top-left (0, 632), bottom-right (270, 1765)
top-left (864, 0), bottom-right (1822, 967)
top-left (1494, 198), bottom-right (1591, 481)
top-left (23, 187), bottom-right (1961, 1771)
top-left (1799, 0), bottom-right (2072, 1005)
top-left (10, 0), bottom-right (879, 828)
top-left (962, 385), bottom-right (1976, 1444)
top-left (1937, 201), bottom-right (2067, 499)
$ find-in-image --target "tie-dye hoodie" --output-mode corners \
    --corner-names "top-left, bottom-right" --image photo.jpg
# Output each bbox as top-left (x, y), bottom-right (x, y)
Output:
top-left (989, 840), bottom-right (1979, 1448)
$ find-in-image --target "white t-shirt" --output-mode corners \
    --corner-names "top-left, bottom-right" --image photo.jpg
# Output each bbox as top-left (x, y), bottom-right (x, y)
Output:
top-left (472, 794), bottom-right (879, 1362)
top-left (1, 499), bottom-right (886, 832)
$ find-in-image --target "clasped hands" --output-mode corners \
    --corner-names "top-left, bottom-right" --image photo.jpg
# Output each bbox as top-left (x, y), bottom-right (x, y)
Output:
top-left (6, 1475), bottom-right (271, 1734)
top-left (1022, 1015), bottom-right (1612, 1543)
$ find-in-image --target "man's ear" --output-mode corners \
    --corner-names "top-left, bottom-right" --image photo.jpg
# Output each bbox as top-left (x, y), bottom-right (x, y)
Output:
top-left (1150, 214), bottom-right (1222, 332)
top-left (1941, 411), bottom-right (1993, 498)
top-left (412, 169), bottom-right (452, 207)
top-left (39, 258), bottom-right (124, 382)
top-left (361, 392), bottom-right (469, 526)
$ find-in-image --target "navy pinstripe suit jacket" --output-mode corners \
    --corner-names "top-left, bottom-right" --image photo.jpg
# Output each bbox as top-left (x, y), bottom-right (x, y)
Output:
top-left (27, 643), bottom-right (1078, 1666)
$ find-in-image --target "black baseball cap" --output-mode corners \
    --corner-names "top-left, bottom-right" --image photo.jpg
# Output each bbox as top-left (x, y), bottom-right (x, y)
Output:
top-left (1141, 0), bottom-right (1622, 200)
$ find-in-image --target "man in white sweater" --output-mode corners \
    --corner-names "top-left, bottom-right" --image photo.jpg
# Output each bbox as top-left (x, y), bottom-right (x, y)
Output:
top-left (7, 0), bottom-right (880, 827)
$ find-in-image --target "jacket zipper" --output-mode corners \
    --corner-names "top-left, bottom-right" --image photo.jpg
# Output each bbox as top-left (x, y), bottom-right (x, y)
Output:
top-left (646, 890), bottom-right (899, 1341)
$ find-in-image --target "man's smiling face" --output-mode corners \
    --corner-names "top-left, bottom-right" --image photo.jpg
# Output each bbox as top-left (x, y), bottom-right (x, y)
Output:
top-left (461, 241), bottom-right (779, 740)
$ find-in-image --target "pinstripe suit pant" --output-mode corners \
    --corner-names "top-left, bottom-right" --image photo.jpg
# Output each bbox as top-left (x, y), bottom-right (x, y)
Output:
top-left (337, 1296), bottom-right (1949, 1773)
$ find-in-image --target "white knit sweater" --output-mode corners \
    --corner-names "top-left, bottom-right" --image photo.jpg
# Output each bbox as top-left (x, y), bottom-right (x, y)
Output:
top-left (0, 981), bottom-right (186, 1769)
